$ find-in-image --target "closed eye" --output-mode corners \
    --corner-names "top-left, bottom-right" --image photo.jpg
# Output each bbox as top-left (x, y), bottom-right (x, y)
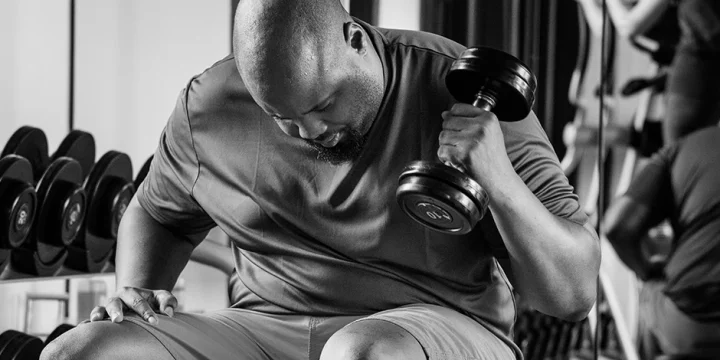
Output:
top-left (317, 101), bottom-right (333, 113)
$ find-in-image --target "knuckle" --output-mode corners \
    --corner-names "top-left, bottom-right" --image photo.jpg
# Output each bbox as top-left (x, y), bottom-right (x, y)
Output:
top-left (131, 297), bottom-right (145, 308)
top-left (106, 297), bottom-right (120, 305)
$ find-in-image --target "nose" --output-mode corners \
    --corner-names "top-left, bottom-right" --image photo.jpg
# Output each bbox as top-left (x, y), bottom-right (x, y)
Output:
top-left (295, 116), bottom-right (328, 140)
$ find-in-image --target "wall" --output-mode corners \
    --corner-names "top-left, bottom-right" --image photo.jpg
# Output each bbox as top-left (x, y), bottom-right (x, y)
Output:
top-left (1, 0), bottom-right (231, 334)
top-left (377, 0), bottom-right (421, 30)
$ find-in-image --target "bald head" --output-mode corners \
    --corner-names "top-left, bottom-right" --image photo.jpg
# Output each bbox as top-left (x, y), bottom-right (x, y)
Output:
top-left (232, 0), bottom-right (384, 165)
top-left (233, 0), bottom-right (351, 97)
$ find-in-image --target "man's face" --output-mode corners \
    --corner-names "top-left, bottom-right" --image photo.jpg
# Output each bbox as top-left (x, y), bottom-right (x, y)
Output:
top-left (252, 51), bottom-right (383, 165)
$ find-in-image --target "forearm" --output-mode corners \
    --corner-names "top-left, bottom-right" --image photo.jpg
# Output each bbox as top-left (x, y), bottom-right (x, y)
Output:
top-left (606, 233), bottom-right (653, 280)
top-left (485, 171), bottom-right (600, 320)
top-left (115, 197), bottom-right (196, 291)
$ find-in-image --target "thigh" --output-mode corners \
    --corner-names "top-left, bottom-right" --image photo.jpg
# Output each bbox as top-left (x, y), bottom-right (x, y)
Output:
top-left (642, 283), bottom-right (720, 357)
top-left (44, 309), bottom-right (319, 360)
top-left (350, 304), bottom-right (518, 360)
top-left (125, 308), bottom-right (320, 360)
top-left (42, 317), bottom-right (174, 360)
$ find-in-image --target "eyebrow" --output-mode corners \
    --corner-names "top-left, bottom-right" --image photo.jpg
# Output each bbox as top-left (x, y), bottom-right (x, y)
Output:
top-left (300, 90), bottom-right (337, 115)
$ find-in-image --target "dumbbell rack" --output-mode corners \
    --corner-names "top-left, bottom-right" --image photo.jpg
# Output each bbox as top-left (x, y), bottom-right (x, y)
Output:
top-left (0, 126), bottom-right (154, 282)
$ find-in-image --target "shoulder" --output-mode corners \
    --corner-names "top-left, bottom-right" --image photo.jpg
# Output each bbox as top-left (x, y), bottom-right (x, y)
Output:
top-left (183, 55), bottom-right (255, 110)
top-left (374, 26), bottom-right (466, 61)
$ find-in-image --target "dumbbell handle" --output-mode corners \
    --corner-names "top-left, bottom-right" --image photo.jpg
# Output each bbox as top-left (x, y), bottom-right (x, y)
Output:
top-left (472, 90), bottom-right (497, 112)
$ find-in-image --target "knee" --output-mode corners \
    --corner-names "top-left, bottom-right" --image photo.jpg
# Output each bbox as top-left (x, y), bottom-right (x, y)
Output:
top-left (319, 320), bottom-right (425, 360)
top-left (40, 321), bottom-right (145, 360)
top-left (40, 322), bottom-right (106, 360)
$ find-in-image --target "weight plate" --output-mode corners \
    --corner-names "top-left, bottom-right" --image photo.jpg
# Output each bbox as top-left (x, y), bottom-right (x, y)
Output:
top-left (0, 330), bottom-right (22, 355)
top-left (83, 151), bottom-right (134, 240)
top-left (397, 175), bottom-right (484, 234)
top-left (105, 180), bottom-right (134, 239)
top-left (134, 155), bottom-right (153, 190)
top-left (1, 331), bottom-right (43, 360)
top-left (44, 323), bottom-right (75, 346)
top-left (399, 160), bottom-right (487, 206)
top-left (35, 158), bottom-right (86, 248)
top-left (1, 127), bottom-right (50, 183)
top-left (0, 156), bottom-right (36, 249)
top-left (52, 130), bottom-right (96, 179)
top-left (0, 250), bottom-right (8, 276)
top-left (446, 47), bottom-right (536, 122)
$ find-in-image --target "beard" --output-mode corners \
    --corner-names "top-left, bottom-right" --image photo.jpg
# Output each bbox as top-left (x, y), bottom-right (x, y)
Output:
top-left (304, 127), bottom-right (369, 165)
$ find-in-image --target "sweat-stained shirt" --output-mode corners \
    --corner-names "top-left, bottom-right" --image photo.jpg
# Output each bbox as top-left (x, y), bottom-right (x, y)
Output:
top-left (135, 18), bottom-right (587, 357)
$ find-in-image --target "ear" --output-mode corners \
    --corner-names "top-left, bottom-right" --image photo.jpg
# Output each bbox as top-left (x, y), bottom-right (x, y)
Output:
top-left (344, 22), bottom-right (369, 56)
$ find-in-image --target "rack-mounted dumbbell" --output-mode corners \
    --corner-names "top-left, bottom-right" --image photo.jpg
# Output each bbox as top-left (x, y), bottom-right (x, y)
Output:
top-left (1, 127), bottom-right (91, 276)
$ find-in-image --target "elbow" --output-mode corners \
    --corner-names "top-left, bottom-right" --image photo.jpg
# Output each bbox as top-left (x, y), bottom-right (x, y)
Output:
top-left (549, 283), bottom-right (598, 322)
top-left (534, 271), bottom-right (599, 322)
top-left (557, 291), bottom-right (597, 322)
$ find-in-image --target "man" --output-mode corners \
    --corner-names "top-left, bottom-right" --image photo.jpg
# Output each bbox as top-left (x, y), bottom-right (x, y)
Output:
top-left (42, 1), bottom-right (600, 359)
top-left (604, 126), bottom-right (720, 358)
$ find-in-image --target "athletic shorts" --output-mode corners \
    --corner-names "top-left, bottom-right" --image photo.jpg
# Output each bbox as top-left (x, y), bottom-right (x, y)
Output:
top-left (115, 303), bottom-right (517, 360)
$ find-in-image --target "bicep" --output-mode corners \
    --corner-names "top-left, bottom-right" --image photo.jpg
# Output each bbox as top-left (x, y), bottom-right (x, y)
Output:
top-left (502, 112), bottom-right (588, 225)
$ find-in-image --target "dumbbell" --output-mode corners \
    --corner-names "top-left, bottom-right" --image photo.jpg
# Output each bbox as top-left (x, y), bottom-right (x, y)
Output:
top-left (65, 151), bottom-right (134, 273)
top-left (396, 47), bottom-right (536, 234)
top-left (1, 127), bottom-right (90, 276)
top-left (0, 330), bottom-right (43, 360)
top-left (0, 156), bottom-right (37, 277)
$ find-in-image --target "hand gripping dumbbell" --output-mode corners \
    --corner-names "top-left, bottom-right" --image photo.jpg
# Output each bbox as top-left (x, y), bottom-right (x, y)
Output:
top-left (65, 151), bottom-right (134, 273)
top-left (1, 127), bottom-right (91, 276)
top-left (396, 47), bottom-right (536, 234)
top-left (0, 156), bottom-right (37, 276)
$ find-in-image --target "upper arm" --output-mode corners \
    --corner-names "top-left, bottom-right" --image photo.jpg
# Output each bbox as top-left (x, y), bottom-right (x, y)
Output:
top-left (502, 112), bottom-right (588, 225)
top-left (135, 81), bottom-right (216, 239)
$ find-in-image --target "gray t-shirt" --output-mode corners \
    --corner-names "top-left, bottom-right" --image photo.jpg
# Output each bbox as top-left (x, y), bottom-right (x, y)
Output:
top-left (625, 126), bottom-right (720, 319)
top-left (136, 19), bottom-right (586, 353)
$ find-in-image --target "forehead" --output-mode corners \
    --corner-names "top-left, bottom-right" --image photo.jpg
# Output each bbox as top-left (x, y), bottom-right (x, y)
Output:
top-left (251, 49), bottom-right (347, 115)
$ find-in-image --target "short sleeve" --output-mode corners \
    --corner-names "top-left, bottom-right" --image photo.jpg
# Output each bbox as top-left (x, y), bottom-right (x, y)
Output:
top-left (135, 83), bottom-right (216, 234)
top-left (502, 112), bottom-right (588, 225)
top-left (623, 145), bottom-right (676, 222)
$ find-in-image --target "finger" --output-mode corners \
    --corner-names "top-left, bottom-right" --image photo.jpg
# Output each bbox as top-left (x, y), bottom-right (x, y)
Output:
top-left (437, 145), bottom-right (466, 172)
top-left (449, 103), bottom-right (488, 116)
top-left (104, 297), bottom-right (125, 323)
top-left (438, 130), bottom-right (467, 146)
top-left (120, 289), bottom-right (159, 325)
top-left (154, 290), bottom-right (178, 317)
top-left (90, 306), bottom-right (107, 322)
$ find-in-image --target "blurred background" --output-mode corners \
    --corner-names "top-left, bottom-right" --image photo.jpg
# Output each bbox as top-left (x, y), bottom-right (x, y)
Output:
top-left (0, 0), bottom-right (673, 359)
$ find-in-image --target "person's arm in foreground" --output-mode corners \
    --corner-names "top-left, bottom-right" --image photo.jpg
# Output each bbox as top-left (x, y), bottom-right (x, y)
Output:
top-left (439, 104), bottom-right (601, 321)
top-left (90, 84), bottom-right (214, 325)
top-left (603, 149), bottom-right (672, 280)
top-left (90, 197), bottom-right (209, 325)
top-left (603, 196), bottom-right (663, 280)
